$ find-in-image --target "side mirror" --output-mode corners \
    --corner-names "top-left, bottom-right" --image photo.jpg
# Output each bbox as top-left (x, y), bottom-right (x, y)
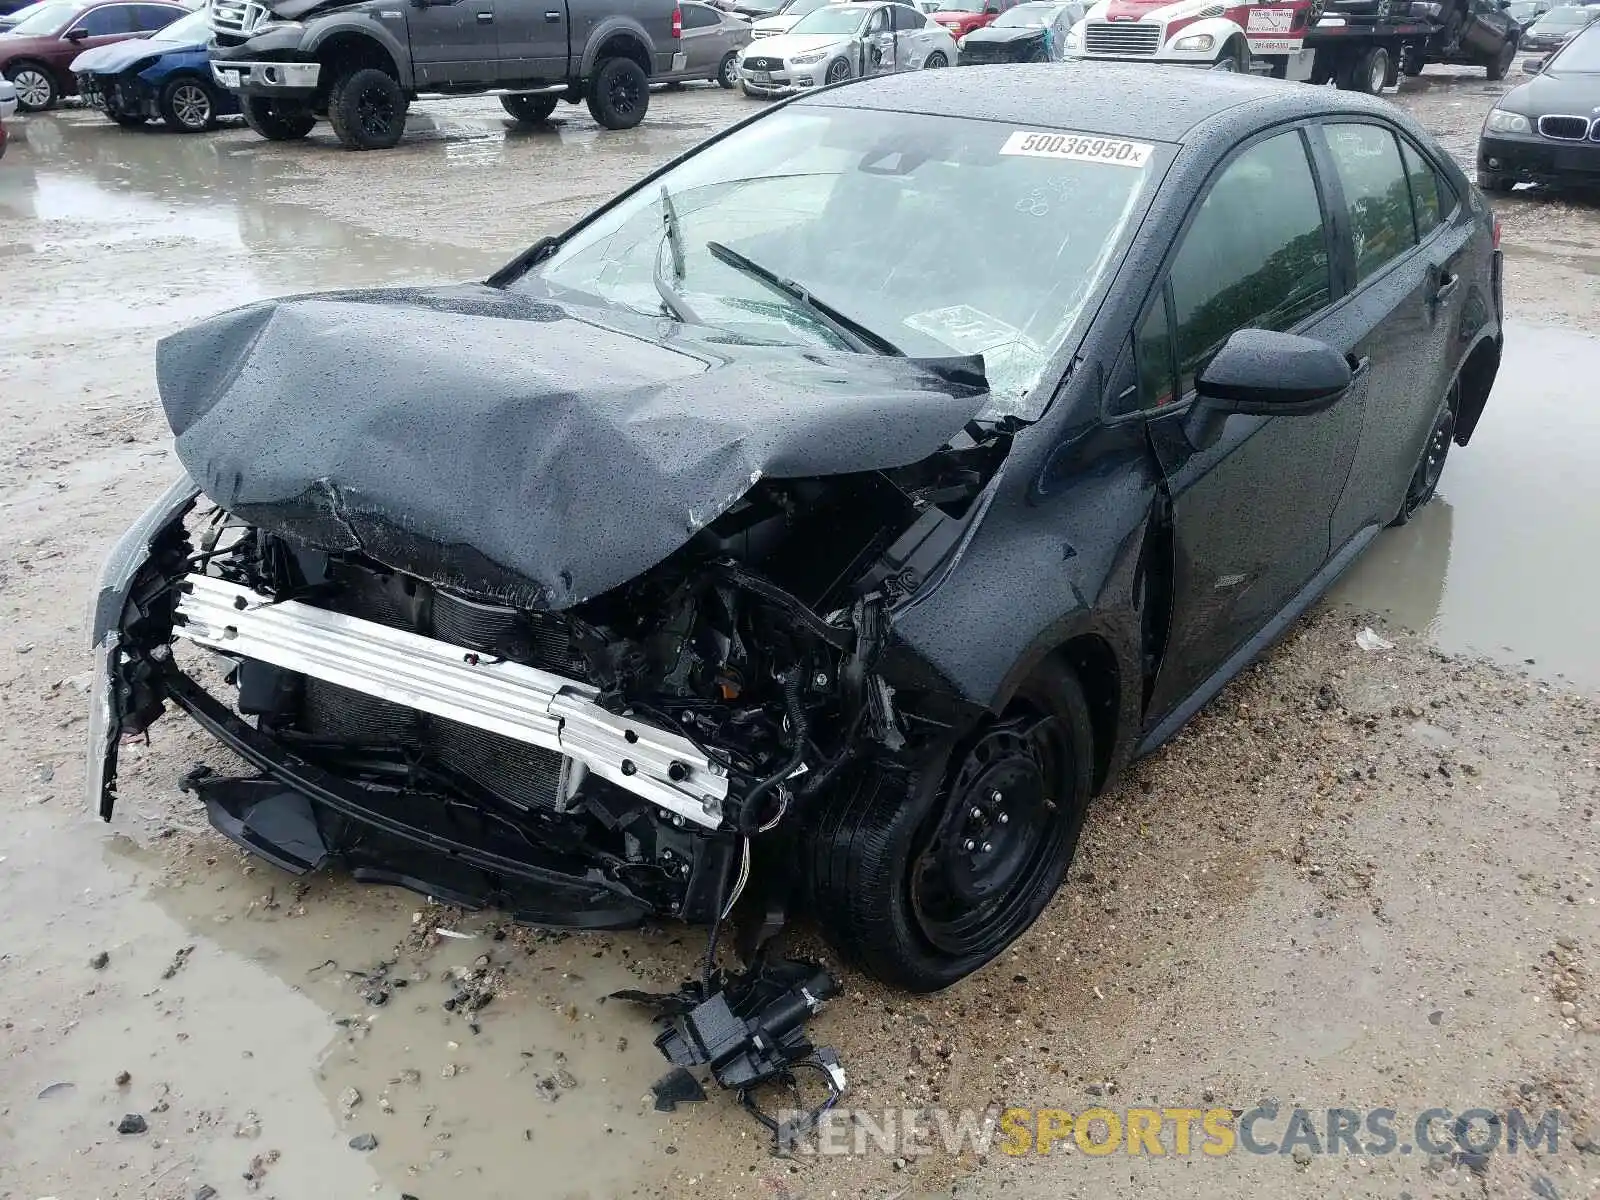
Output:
top-left (1184, 329), bottom-right (1352, 448)
top-left (64, 26), bottom-right (88, 39)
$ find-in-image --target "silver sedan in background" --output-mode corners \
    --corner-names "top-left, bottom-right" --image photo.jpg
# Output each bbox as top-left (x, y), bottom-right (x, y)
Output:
top-left (660, 0), bottom-right (756, 88)
top-left (738, 1), bottom-right (957, 96)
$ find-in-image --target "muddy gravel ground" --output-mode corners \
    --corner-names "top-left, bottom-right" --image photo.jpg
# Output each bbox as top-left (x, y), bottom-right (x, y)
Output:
top-left (0, 71), bottom-right (1596, 1200)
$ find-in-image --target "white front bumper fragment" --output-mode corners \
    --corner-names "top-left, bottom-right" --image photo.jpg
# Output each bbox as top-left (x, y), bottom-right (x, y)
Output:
top-left (173, 574), bottom-right (729, 829)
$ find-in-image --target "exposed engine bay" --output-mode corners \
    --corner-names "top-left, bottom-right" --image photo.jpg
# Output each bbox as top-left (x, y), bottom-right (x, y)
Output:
top-left (97, 428), bottom-right (1010, 931)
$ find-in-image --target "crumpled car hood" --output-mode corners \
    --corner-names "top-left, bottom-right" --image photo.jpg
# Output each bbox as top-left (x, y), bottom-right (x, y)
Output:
top-left (72, 36), bottom-right (190, 74)
top-left (157, 284), bottom-right (989, 609)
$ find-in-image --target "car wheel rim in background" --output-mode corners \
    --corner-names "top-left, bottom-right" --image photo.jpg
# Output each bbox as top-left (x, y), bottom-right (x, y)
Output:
top-left (721, 56), bottom-right (736, 85)
top-left (174, 84), bottom-right (209, 128)
top-left (13, 69), bottom-right (50, 107)
top-left (826, 59), bottom-right (848, 82)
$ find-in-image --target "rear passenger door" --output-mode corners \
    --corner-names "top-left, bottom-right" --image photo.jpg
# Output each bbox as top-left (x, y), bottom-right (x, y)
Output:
top-left (1138, 127), bottom-right (1369, 722)
top-left (1317, 121), bottom-right (1471, 543)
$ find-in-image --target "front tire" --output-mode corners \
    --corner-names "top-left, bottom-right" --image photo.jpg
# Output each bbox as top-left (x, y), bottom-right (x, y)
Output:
top-left (241, 95), bottom-right (316, 141)
top-left (500, 92), bottom-right (559, 124)
top-left (1341, 44), bottom-right (1391, 92)
top-left (806, 661), bottom-right (1093, 992)
top-left (824, 56), bottom-right (852, 84)
top-left (328, 66), bottom-right (407, 149)
top-left (6, 61), bottom-right (57, 112)
top-left (585, 56), bottom-right (649, 130)
top-left (160, 75), bottom-right (219, 132)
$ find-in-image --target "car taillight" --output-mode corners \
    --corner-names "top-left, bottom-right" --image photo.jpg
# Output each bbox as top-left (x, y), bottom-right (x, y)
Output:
top-left (673, 5), bottom-right (682, 36)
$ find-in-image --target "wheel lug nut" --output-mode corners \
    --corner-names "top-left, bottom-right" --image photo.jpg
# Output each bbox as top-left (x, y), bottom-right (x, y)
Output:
top-left (989, 790), bottom-right (1003, 803)
top-left (970, 806), bottom-right (984, 820)
top-left (963, 838), bottom-right (976, 851)
top-left (997, 811), bottom-right (1009, 824)
top-left (981, 842), bottom-right (993, 853)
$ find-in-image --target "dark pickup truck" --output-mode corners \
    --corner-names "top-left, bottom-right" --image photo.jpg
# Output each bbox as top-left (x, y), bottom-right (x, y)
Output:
top-left (209, 0), bottom-right (683, 149)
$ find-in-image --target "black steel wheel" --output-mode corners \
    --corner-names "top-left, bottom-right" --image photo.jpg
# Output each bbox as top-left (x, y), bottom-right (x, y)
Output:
top-left (328, 67), bottom-right (407, 150)
top-left (585, 57), bottom-right (649, 130)
top-left (160, 75), bottom-right (217, 132)
top-left (500, 92), bottom-right (559, 124)
top-left (806, 660), bottom-right (1093, 992)
top-left (241, 95), bottom-right (315, 141)
top-left (1392, 383), bottom-right (1459, 525)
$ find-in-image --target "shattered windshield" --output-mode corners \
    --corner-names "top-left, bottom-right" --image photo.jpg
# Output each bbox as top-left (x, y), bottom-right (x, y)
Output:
top-left (528, 108), bottom-right (1159, 419)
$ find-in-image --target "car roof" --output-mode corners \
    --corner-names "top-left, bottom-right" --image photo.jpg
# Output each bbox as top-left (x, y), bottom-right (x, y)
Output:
top-left (800, 62), bottom-right (1408, 143)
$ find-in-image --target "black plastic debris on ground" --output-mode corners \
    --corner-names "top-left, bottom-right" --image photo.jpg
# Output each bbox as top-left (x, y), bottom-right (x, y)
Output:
top-left (613, 957), bottom-right (846, 1141)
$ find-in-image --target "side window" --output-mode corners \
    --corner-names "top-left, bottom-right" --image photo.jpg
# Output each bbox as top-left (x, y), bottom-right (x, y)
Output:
top-left (1399, 138), bottom-right (1457, 239)
top-left (1134, 292), bottom-right (1177, 411)
top-left (867, 6), bottom-right (889, 32)
top-left (681, 3), bottom-right (721, 28)
top-left (890, 4), bottom-right (924, 28)
top-left (1167, 131), bottom-right (1332, 397)
top-left (69, 5), bottom-right (134, 34)
top-left (132, 3), bottom-right (180, 29)
top-left (1324, 123), bottom-right (1418, 283)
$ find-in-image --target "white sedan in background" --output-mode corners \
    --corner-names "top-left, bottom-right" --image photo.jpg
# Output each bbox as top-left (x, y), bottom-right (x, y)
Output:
top-left (739, 1), bottom-right (957, 95)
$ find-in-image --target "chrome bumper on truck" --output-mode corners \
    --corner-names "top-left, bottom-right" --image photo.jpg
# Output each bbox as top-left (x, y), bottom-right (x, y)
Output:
top-left (87, 478), bottom-right (734, 925)
top-left (211, 60), bottom-right (320, 92)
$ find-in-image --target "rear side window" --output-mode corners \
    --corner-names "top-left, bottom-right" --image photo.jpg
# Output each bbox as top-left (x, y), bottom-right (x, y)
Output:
top-left (1166, 131), bottom-right (1332, 397)
top-left (681, 3), bottom-right (721, 28)
top-left (70, 4), bottom-right (134, 33)
top-left (890, 3), bottom-right (925, 28)
top-left (1399, 138), bottom-right (1456, 239)
top-left (1324, 123), bottom-right (1418, 282)
top-left (131, 3), bottom-right (180, 28)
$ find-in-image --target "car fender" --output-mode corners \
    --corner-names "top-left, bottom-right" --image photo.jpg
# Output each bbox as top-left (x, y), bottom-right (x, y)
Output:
top-left (301, 16), bottom-right (413, 88)
top-left (579, 16), bottom-right (661, 77)
top-left (138, 48), bottom-right (207, 85)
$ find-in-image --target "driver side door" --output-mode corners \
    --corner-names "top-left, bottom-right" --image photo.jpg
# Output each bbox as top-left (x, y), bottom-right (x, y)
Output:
top-left (409, 0), bottom-right (498, 87)
top-left (1137, 127), bottom-right (1368, 730)
top-left (861, 3), bottom-right (897, 73)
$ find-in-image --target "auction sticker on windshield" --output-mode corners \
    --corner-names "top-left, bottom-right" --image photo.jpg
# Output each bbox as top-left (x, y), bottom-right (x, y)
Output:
top-left (1000, 131), bottom-right (1154, 167)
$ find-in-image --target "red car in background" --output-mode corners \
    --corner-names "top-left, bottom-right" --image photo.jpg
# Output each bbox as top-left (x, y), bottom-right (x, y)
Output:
top-left (927, 0), bottom-right (1023, 39)
top-left (0, 0), bottom-right (188, 111)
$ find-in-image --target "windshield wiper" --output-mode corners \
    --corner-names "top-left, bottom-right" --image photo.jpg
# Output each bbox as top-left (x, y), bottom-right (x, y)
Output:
top-left (704, 240), bottom-right (902, 356)
top-left (654, 184), bottom-right (701, 326)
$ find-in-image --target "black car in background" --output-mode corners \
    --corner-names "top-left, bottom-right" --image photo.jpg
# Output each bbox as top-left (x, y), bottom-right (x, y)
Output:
top-left (1518, 3), bottom-right (1600, 53)
top-left (92, 66), bottom-right (1502, 994)
top-left (1480, 19), bottom-right (1600, 188)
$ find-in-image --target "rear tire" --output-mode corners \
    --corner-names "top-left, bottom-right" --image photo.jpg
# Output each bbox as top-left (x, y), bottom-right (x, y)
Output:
top-left (1485, 38), bottom-right (1515, 79)
top-left (241, 95), bottom-right (315, 141)
top-left (585, 56), bottom-right (649, 130)
top-left (1391, 383), bottom-right (1458, 525)
top-left (1341, 44), bottom-right (1390, 92)
top-left (806, 660), bottom-right (1093, 992)
top-left (923, 50), bottom-right (948, 67)
top-left (327, 66), bottom-right (407, 149)
top-left (716, 49), bottom-right (738, 88)
top-left (500, 92), bottom-right (558, 124)
top-left (5, 61), bottom-right (57, 112)
top-left (160, 75), bottom-right (219, 132)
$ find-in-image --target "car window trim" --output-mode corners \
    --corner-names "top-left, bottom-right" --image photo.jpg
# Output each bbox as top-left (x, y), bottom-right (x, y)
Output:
top-left (66, 1), bottom-right (137, 33)
top-left (1101, 120), bottom-right (1342, 425)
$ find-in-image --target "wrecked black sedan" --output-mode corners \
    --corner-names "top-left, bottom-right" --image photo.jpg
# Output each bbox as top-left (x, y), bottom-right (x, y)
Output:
top-left (90, 65), bottom-right (1502, 993)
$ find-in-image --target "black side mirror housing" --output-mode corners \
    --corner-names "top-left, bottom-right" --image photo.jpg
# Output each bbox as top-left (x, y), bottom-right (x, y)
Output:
top-left (1183, 329), bottom-right (1353, 449)
top-left (65, 26), bottom-right (88, 39)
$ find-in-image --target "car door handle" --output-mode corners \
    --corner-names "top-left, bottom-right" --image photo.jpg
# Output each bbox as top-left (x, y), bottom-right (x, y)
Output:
top-left (544, 8), bottom-right (561, 17)
top-left (476, 10), bottom-right (493, 20)
top-left (1430, 271), bottom-right (1460, 303)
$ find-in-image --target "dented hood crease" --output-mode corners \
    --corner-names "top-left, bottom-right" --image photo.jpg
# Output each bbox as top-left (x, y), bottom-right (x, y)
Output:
top-left (156, 284), bottom-right (990, 608)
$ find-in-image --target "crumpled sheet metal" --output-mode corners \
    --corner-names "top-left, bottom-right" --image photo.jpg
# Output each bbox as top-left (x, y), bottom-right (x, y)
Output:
top-left (157, 284), bottom-right (989, 608)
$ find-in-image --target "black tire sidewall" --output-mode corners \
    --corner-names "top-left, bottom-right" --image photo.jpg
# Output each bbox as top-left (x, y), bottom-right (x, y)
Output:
top-left (501, 92), bottom-right (558, 123)
top-left (807, 662), bottom-right (1095, 992)
top-left (717, 50), bottom-right (738, 88)
top-left (586, 57), bottom-right (648, 130)
top-left (160, 74), bottom-right (215, 131)
top-left (329, 67), bottom-right (406, 150)
top-left (241, 95), bottom-right (315, 140)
